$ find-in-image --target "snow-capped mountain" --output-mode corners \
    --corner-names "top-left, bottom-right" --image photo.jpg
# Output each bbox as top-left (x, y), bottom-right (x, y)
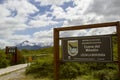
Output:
top-left (16, 40), bottom-right (51, 50)
top-left (18, 40), bottom-right (36, 46)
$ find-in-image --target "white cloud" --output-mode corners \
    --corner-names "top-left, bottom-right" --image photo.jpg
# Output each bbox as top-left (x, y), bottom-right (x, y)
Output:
top-left (4, 0), bottom-right (38, 17)
top-left (0, 39), bottom-right (15, 49)
top-left (32, 29), bottom-right (53, 45)
top-left (0, 0), bottom-right (119, 49)
top-left (83, 0), bottom-right (120, 23)
top-left (35, 0), bottom-right (72, 6)
top-left (28, 14), bottom-right (58, 28)
top-left (1, 17), bottom-right (27, 29)
top-left (0, 0), bottom-right (38, 30)
top-left (60, 0), bottom-right (120, 26)
top-left (9, 35), bottom-right (31, 41)
top-left (60, 26), bottom-right (116, 38)
top-left (0, 34), bottom-right (31, 48)
top-left (50, 0), bottom-right (93, 23)
top-left (60, 29), bottom-right (87, 37)
top-left (86, 0), bottom-right (120, 16)
top-left (32, 0), bottom-right (119, 46)
top-left (73, 0), bottom-right (93, 14)
top-left (0, 0), bottom-right (39, 48)
top-left (1, 0), bottom-right (39, 29)
top-left (86, 27), bottom-right (116, 36)
top-left (51, 5), bottom-right (66, 19)
top-left (0, 5), bottom-right (10, 18)
top-left (33, 30), bottom-right (53, 38)
top-left (51, 5), bottom-right (81, 21)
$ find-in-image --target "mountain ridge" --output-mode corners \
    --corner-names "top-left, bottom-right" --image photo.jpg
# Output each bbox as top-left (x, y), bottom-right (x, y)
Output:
top-left (16, 40), bottom-right (51, 50)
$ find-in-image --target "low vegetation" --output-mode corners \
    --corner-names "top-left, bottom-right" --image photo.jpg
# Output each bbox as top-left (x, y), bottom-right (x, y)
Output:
top-left (25, 36), bottom-right (119, 80)
top-left (0, 50), bottom-right (9, 68)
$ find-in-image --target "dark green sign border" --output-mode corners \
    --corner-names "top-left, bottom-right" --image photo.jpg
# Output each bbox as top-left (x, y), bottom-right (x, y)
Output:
top-left (61, 35), bottom-right (113, 62)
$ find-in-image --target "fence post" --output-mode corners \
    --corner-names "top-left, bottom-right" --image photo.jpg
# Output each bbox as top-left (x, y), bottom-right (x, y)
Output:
top-left (117, 21), bottom-right (120, 77)
top-left (54, 28), bottom-right (60, 80)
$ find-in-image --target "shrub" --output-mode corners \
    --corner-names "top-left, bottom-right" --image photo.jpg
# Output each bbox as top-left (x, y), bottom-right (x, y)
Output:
top-left (0, 52), bottom-right (9, 68)
top-left (93, 69), bottom-right (119, 80)
top-left (26, 60), bottom-right (80, 80)
top-left (26, 59), bottom-right (53, 79)
top-left (16, 50), bottom-right (25, 64)
top-left (60, 63), bottom-right (79, 80)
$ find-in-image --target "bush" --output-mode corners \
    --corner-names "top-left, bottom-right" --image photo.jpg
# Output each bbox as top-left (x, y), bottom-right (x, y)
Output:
top-left (26, 60), bottom-right (119, 80)
top-left (16, 50), bottom-right (25, 64)
top-left (26, 60), bottom-right (80, 80)
top-left (0, 52), bottom-right (9, 68)
top-left (26, 59), bottom-right (53, 79)
top-left (60, 63), bottom-right (79, 80)
top-left (93, 69), bottom-right (119, 80)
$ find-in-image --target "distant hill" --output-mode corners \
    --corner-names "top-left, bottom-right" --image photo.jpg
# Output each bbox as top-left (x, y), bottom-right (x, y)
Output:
top-left (16, 40), bottom-right (51, 50)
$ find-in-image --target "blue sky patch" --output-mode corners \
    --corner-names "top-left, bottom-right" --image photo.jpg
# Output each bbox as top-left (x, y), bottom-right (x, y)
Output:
top-left (61, 1), bottom-right (75, 11)
top-left (0, 0), bottom-right (5, 4)
top-left (7, 8), bottom-right (17, 17)
top-left (15, 28), bottom-right (41, 36)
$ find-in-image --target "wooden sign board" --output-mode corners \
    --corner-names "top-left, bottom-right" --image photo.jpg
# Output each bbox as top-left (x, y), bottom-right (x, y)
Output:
top-left (6, 46), bottom-right (17, 54)
top-left (62, 35), bottom-right (113, 62)
top-left (6, 46), bottom-right (18, 64)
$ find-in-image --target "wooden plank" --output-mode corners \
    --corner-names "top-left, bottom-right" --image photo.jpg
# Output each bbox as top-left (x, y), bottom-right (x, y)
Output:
top-left (54, 28), bottom-right (60, 80)
top-left (116, 21), bottom-right (120, 77)
top-left (55, 21), bottom-right (118, 31)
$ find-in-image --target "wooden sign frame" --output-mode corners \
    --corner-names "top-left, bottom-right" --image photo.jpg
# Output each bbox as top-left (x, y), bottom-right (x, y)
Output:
top-left (54, 21), bottom-right (120, 80)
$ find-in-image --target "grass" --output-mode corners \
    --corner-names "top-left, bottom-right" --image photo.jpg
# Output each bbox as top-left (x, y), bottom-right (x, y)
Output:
top-left (18, 75), bottom-right (50, 80)
top-left (20, 75), bottom-right (98, 80)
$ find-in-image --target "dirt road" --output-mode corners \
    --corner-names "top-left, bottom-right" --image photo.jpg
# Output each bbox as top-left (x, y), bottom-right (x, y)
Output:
top-left (0, 68), bottom-right (26, 80)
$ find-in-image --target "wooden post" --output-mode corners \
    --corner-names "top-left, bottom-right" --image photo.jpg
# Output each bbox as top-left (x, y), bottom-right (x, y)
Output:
top-left (15, 47), bottom-right (17, 64)
top-left (5, 47), bottom-right (8, 55)
top-left (117, 21), bottom-right (120, 77)
top-left (54, 28), bottom-right (60, 80)
top-left (5, 47), bottom-right (8, 59)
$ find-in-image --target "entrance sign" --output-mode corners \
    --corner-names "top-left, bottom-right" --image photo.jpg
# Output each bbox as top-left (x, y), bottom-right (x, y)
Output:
top-left (8, 47), bottom-right (17, 54)
top-left (62, 35), bottom-right (113, 62)
top-left (6, 46), bottom-right (18, 64)
top-left (6, 46), bottom-right (17, 54)
top-left (54, 21), bottom-right (120, 80)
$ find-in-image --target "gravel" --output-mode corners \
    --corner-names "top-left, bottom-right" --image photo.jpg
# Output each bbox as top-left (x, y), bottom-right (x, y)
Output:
top-left (0, 68), bottom-right (26, 80)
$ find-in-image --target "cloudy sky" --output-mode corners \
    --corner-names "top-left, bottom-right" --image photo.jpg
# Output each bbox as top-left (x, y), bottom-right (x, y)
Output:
top-left (0, 0), bottom-right (120, 48)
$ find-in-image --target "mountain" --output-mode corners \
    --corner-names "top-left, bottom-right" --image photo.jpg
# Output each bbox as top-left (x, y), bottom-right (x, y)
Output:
top-left (16, 40), bottom-right (51, 50)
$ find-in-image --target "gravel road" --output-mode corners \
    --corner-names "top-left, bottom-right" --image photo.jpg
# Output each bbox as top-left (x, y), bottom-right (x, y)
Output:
top-left (0, 68), bottom-right (26, 80)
